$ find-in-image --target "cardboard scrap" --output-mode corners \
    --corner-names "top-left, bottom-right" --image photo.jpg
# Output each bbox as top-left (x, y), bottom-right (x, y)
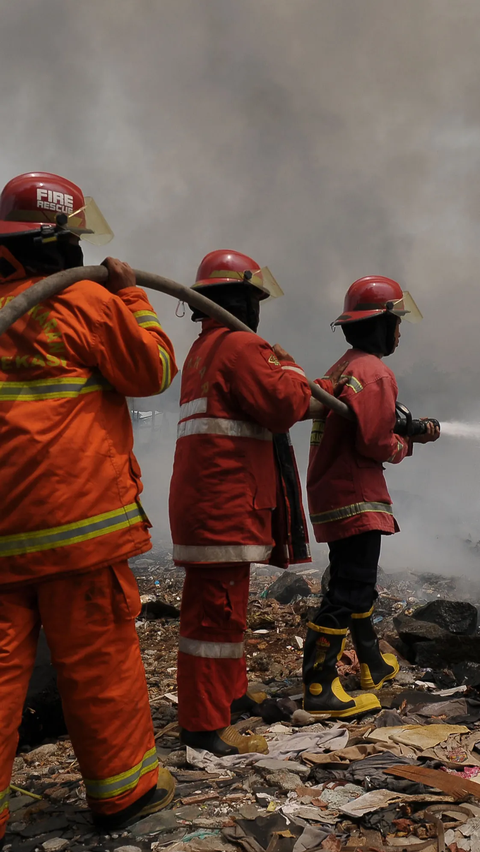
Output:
top-left (368, 724), bottom-right (469, 753)
top-left (385, 765), bottom-right (480, 801)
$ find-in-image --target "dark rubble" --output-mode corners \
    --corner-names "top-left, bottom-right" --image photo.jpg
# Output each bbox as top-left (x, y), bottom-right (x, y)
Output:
top-left (9, 548), bottom-right (480, 852)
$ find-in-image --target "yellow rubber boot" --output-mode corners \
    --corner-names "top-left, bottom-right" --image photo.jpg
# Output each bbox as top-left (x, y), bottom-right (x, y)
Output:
top-left (302, 620), bottom-right (380, 719)
top-left (351, 607), bottom-right (399, 690)
top-left (181, 726), bottom-right (268, 756)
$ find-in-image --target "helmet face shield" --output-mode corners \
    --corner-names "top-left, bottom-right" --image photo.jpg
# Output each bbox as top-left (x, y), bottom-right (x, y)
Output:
top-left (67, 197), bottom-right (114, 245)
top-left (255, 266), bottom-right (284, 300)
top-left (388, 291), bottom-right (423, 323)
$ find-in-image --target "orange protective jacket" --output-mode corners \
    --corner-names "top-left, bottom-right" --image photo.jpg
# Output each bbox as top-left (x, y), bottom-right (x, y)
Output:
top-left (169, 321), bottom-right (312, 566)
top-left (308, 348), bottom-right (411, 543)
top-left (0, 271), bottom-right (177, 586)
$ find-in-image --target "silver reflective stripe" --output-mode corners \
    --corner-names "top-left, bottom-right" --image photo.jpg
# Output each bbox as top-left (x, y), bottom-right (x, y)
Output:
top-left (281, 365), bottom-right (305, 377)
top-left (179, 636), bottom-right (245, 659)
top-left (133, 310), bottom-right (162, 329)
top-left (0, 503), bottom-right (146, 557)
top-left (345, 376), bottom-right (363, 394)
top-left (179, 397), bottom-right (208, 420)
top-left (177, 417), bottom-right (272, 441)
top-left (310, 501), bottom-right (393, 525)
top-left (85, 747), bottom-right (158, 800)
top-left (173, 543), bottom-right (272, 562)
top-left (0, 374), bottom-right (112, 401)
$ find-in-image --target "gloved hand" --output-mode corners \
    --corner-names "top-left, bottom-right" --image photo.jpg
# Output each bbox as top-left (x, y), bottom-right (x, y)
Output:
top-left (411, 420), bottom-right (441, 443)
top-left (330, 361), bottom-right (349, 396)
top-left (101, 257), bottom-right (136, 294)
top-left (272, 343), bottom-right (295, 363)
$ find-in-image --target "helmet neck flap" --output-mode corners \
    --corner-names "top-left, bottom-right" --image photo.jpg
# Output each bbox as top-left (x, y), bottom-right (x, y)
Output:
top-left (342, 312), bottom-right (399, 357)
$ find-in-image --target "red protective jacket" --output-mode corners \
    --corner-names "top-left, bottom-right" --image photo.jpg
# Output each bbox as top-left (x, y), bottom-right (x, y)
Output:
top-left (169, 321), bottom-right (312, 565)
top-left (307, 348), bottom-right (411, 543)
top-left (0, 270), bottom-right (177, 586)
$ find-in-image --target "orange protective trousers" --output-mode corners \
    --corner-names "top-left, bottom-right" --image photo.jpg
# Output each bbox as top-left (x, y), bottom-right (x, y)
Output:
top-left (0, 562), bottom-right (158, 841)
top-left (177, 564), bottom-right (250, 731)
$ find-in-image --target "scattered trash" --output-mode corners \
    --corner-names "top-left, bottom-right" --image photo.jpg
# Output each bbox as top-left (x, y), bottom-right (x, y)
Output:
top-left (9, 558), bottom-right (480, 851)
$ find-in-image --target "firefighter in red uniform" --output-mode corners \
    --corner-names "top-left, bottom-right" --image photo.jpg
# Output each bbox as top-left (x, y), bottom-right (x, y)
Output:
top-left (169, 249), bottom-right (333, 755)
top-left (303, 276), bottom-right (440, 719)
top-left (0, 172), bottom-right (178, 847)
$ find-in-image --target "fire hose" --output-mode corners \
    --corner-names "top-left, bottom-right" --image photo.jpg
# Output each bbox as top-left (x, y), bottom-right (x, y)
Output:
top-left (0, 264), bottom-right (353, 420)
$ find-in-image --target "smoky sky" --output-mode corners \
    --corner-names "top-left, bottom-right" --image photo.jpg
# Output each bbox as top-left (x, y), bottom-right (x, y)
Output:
top-left (2, 0), bottom-right (480, 574)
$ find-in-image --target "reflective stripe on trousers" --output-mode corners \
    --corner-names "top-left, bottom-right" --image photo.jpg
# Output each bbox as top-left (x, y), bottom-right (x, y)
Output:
top-left (0, 786), bottom-right (9, 814)
top-left (0, 502), bottom-right (146, 557)
top-left (0, 374), bottom-right (112, 401)
top-left (173, 543), bottom-right (272, 563)
top-left (84, 747), bottom-right (158, 800)
top-left (177, 417), bottom-right (272, 441)
top-left (310, 501), bottom-right (393, 525)
top-left (178, 636), bottom-right (245, 659)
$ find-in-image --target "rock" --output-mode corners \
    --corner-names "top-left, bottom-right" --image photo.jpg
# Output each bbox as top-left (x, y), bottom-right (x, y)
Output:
top-left (413, 634), bottom-right (480, 667)
top-left (265, 770), bottom-right (302, 792)
top-left (23, 743), bottom-right (58, 763)
top-left (130, 809), bottom-right (179, 836)
top-left (393, 613), bottom-right (448, 644)
top-left (9, 795), bottom-right (34, 813)
top-left (452, 661), bottom-right (480, 687)
top-left (413, 600), bottom-right (478, 635)
top-left (114, 847), bottom-right (142, 852)
top-left (255, 758), bottom-right (310, 777)
top-left (21, 816), bottom-right (69, 838)
top-left (266, 571), bottom-right (310, 604)
top-left (42, 840), bottom-right (69, 852)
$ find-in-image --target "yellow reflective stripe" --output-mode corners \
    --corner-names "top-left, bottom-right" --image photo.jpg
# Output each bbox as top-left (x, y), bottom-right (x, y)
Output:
top-left (133, 310), bottom-right (162, 329)
top-left (85, 747), bottom-right (158, 800)
top-left (0, 503), bottom-right (146, 557)
top-left (307, 622), bottom-right (347, 636)
top-left (310, 501), bottom-right (393, 525)
top-left (0, 375), bottom-right (112, 401)
top-left (351, 607), bottom-right (374, 619)
top-left (345, 376), bottom-right (363, 394)
top-left (387, 440), bottom-right (404, 462)
top-left (0, 785), bottom-right (9, 814)
top-left (310, 419), bottom-right (325, 446)
top-left (157, 346), bottom-right (171, 393)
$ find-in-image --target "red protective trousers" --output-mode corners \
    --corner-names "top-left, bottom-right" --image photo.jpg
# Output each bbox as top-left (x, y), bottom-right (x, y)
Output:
top-left (177, 564), bottom-right (250, 731)
top-left (0, 563), bottom-right (158, 841)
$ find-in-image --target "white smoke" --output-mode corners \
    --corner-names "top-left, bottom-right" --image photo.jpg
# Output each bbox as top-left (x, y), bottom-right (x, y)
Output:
top-left (2, 0), bottom-right (480, 575)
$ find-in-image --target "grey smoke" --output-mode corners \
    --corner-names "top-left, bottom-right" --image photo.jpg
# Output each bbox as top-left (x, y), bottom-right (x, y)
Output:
top-left (2, 0), bottom-right (480, 575)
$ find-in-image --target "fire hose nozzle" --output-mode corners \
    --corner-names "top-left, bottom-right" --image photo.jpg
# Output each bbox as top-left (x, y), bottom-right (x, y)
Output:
top-left (395, 402), bottom-right (440, 437)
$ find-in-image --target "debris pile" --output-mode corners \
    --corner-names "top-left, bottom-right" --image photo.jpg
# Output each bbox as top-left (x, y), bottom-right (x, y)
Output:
top-left (8, 551), bottom-right (480, 852)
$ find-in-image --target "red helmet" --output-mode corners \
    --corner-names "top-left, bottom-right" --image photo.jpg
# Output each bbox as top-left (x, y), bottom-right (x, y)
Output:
top-left (333, 275), bottom-right (422, 325)
top-left (0, 172), bottom-right (114, 245)
top-left (192, 249), bottom-right (283, 300)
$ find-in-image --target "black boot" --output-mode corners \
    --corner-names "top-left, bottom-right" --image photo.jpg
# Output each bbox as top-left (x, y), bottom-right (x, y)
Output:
top-left (303, 615), bottom-right (380, 719)
top-left (180, 726), bottom-right (268, 756)
top-left (350, 607), bottom-right (399, 690)
top-left (230, 689), bottom-right (267, 720)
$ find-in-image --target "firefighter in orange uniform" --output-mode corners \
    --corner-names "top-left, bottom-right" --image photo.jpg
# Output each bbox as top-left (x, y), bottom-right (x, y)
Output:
top-left (169, 249), bottom-right (336, 756)
top-left (0, 172), bottom-right (178, 846)
top-left (303, 276), bottom-right (440, 719)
